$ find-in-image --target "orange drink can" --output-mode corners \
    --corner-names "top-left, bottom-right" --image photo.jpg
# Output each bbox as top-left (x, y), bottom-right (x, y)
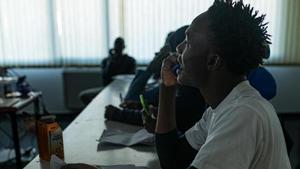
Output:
top-left (37, 115), bottom-right (64, 161)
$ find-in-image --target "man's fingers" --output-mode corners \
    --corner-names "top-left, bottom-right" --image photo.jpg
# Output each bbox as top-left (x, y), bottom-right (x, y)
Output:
top-left (162, 54), bottom-right (178, 70)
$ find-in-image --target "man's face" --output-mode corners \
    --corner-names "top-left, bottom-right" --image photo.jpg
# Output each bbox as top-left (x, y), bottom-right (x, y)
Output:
top-left (176, 12), bottom-right (215, 91)
top-left (114, 40), bottom-right (125, 54)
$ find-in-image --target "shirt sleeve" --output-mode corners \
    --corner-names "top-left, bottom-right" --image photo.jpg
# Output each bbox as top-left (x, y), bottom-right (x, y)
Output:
top-left (155, 130), bottom-right (198, 169)
top-left (190, 106), bottom-right (263, 169)
top-left (185, 109), bottom-right (211, 150)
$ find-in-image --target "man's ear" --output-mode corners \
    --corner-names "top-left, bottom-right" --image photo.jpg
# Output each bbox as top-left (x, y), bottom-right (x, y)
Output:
top-left (207, 54), bottom-right (222, 71)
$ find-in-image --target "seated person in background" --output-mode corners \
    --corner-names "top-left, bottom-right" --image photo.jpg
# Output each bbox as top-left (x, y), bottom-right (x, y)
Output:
top-left (155, 1), bottom-right (291, 169)
top-left (79, 37), bottom-right (136, 105)
top-left (102, 37), bottom-right (136, 86)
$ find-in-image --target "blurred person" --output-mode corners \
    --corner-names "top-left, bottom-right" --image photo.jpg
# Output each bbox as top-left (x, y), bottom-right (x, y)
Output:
top-left (79, 37), bottom-right (136, 105)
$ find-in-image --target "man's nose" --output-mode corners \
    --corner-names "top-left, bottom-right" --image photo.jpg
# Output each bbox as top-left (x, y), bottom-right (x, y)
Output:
top-left (177, 54), bottom-right (182, 64)
top-left (176, 41), bottom-right (184, 54)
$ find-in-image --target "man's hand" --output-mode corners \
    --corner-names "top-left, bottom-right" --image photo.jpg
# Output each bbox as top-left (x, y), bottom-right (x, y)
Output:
top-left (119, 101), bottom-right (142, 110)
top-left (142, 105), bottom-right (158, 133)
top-left (147, 45), bottom-right (171, 73)
top-left (161, 54), bottom-right (178, 87)
top-left (104, 105), bottom-right (121, 119)
top-left (61, 163), bottom-right (99, 169)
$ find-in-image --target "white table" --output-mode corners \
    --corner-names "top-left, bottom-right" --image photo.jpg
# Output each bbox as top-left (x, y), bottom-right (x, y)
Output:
top-left (24, 77), bottom-right (160, 169)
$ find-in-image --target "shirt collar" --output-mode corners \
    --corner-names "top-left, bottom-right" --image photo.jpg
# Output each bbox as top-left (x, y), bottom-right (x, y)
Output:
top-left (211, 80), bottom-right (252, 113)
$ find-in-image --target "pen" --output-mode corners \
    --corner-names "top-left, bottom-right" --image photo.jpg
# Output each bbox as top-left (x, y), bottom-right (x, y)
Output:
top-left (172, 64), bottom-right (181, 76)
top-left (139, 94), bottom-right (150, 116)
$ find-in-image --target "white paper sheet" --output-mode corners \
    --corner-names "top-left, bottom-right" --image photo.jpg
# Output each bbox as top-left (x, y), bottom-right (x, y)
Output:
top-left (98, 129), bottom-right (154, 146)
top-left (101, 165), bottom-right (148, 169)
top-left (50, 155), bottom-right (66, 169)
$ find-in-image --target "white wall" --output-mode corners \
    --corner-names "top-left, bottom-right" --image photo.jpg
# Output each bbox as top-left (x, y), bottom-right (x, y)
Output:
top-left (14, 68), bottom-right (67, 113)
top-left (13, 67), bottom-right (103, 114)
top-left (267, 66), bottom-right (300, 113)
top-left (12, 66), bottom-right (300, 114)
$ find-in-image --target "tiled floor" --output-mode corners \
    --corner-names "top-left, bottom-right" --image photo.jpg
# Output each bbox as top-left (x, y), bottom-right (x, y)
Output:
top-left (0, 113), bottom-right (77, 169)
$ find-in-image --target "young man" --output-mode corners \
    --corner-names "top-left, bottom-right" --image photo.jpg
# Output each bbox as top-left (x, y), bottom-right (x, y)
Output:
top-left (102, 37), bottom-right (136, 86)
top-left (155, 0), bottom-right (291, 169)
top-left (79, 37), bottom-right (136, 105)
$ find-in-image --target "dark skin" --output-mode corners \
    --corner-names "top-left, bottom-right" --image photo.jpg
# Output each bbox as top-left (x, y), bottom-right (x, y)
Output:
top-left (156, 12), bottom-right (245, 134)
top-left (105, 104), bottom-right (157, 134)
top-left (110, 38), bottom-right (125, 58)
top-left (104, 105), bottom-right (120, 119)
top-left (61, 163), bottom-right (97, 169)
top-left (146, 44), bottom-right (171, 75)
top-left (142, 105), bottom-right (158, 133)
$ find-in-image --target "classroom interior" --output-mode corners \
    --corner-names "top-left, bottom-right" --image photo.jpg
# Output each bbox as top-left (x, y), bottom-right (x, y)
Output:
top-left (0, 0), bottom-right (299, 169)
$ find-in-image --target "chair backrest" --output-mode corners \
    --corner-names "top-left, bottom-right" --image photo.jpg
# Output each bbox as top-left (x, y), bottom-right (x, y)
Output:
top-left (247, 67), bottom-right (277, 100)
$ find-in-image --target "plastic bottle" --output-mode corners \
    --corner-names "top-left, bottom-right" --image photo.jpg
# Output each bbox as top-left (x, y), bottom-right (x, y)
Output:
top-left (37, 115), bottom-right (64, 161)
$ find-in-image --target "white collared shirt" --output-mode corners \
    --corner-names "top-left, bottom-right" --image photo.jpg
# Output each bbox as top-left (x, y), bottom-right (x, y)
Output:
top-left (185, 80), bottom-right (291, 169)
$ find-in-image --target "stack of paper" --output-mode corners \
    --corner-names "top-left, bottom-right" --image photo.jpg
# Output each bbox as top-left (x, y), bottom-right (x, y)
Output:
top-left (50, 155), bottom-right (149, 169)
top-left (100, 165), bottom-right (148, 169)
top-left (98, 129), bottom-right (154, 146)
top-left (50, 155), bottom-right (66, 169)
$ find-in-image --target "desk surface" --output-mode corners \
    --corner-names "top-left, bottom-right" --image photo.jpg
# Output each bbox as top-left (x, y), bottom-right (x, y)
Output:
top-left (24, 78), bottom-right (160, 169)
top-left (0, 92), bottom-right (41, 114)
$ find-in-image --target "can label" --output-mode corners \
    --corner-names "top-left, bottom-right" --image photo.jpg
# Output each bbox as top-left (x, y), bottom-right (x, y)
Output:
top-left (49, 127), bottom-right (64, 160)
top-left (37, 120), bottom-right (64, 161)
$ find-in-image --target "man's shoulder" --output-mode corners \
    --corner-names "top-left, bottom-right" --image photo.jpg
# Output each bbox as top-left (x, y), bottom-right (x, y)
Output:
top-left (102, 57), bottom-right (110, 63)
top-left (216, 96), bottom-right (276, 125)
top-left (126, 55), bottom-right (135, 61)
top-left (124, 55), bottom-right (136, 64)
top-left (230, 84), bottom-right (275, 117)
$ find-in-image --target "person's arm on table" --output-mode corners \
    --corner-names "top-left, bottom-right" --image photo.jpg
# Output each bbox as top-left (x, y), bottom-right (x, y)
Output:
top-left (124, 70), bottom-right (153, 101)
top-left (155, 56), bottom-right (197, 169)
top-left (61, 163), bottom-right (98, 169)
top-left (125, 48), bottom-right (169, 102)
top-left (104, 105), bottom-right (143, 126)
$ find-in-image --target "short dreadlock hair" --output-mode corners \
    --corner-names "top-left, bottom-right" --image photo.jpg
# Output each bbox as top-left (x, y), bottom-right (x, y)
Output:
top-left (207, 0), bottom-right (271, 75)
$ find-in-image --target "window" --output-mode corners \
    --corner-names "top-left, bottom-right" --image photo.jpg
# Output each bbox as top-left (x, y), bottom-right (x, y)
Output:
top-left (243, 0), bottom-right (300, 64)
top-left (115, 0), bottom-right (214, 64)
top-left (0, 0), bottom-right (54, 66)
top-left (0, 0), bottom-right (108, 66)
top-left (0, 0), bottom-right (299, 66)
top-left (55, 0), bottom-right (108, 65)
